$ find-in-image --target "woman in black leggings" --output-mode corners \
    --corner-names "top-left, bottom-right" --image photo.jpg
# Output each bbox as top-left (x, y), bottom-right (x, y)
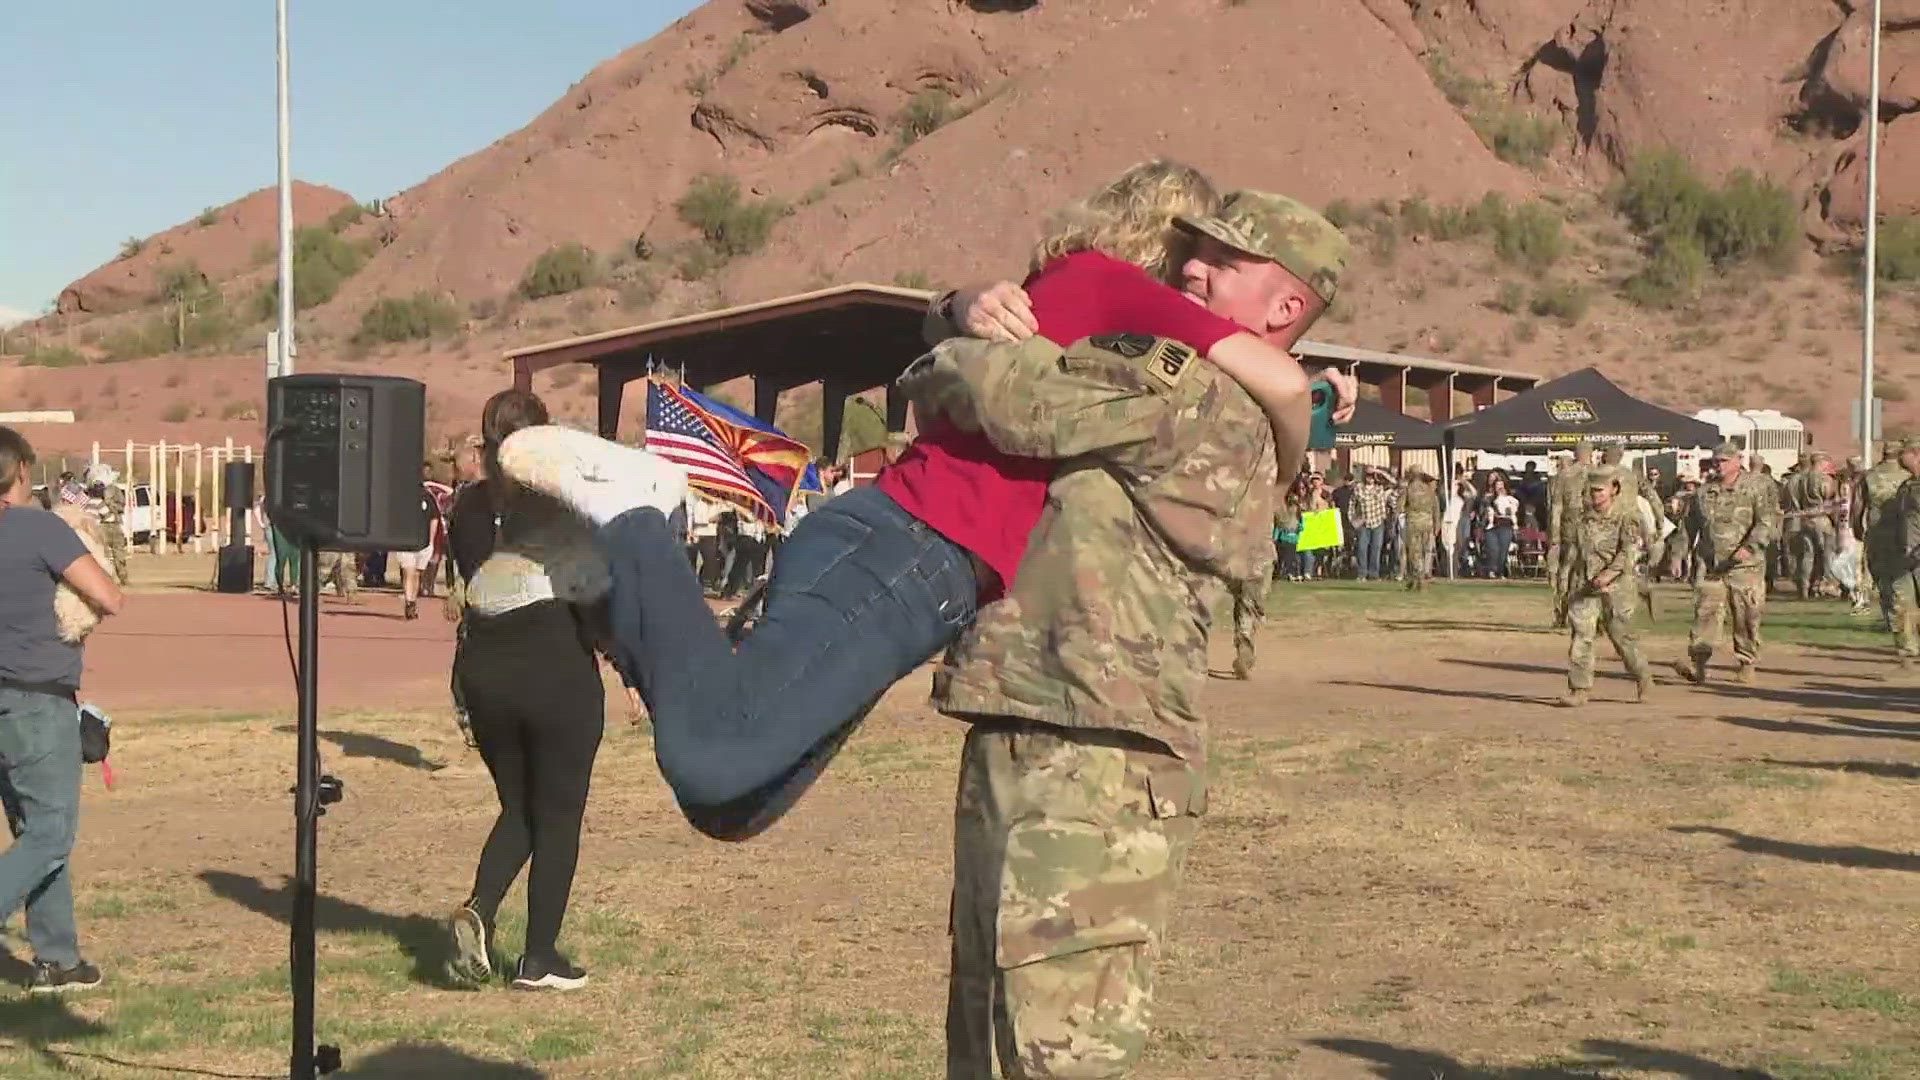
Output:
top-left (445, 389), bottom-right (608, 991)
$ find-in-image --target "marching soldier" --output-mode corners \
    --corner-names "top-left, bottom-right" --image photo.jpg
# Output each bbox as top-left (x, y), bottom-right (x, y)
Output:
top-left (1675, 443), bottom-right (1779, 685)
top-left (1401, 463), bottom-right (1440, 592)
top-left (1561, 467), bottom-right (1652, 706)
top-left (1857, 437), bottom-right (1910, 628)
top-left (1890, 439), bottom-right (1920, 668)
top-left (83, 482), bottom-right (128, 584)
top-left (1785, 451), bottom-right (1839, 599)
top-left (1547, 441), bottom-right (1594, 627)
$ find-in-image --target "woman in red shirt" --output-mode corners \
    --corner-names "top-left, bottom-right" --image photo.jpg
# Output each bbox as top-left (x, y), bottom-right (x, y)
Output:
top-left (501, 159), bottom-right (1335, 841)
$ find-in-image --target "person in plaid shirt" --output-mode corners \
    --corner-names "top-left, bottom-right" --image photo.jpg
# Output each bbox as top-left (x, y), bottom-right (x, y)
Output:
top-left (1350, 468), bottom-right (1393, 580)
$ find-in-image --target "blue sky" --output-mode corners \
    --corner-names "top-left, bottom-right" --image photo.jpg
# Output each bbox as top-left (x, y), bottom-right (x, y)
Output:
top-left (0, 0), bottom-right (696, 324)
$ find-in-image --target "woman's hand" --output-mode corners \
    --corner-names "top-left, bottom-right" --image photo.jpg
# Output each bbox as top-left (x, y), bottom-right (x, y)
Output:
top-left (952, 282), bottom-right (1038, 342)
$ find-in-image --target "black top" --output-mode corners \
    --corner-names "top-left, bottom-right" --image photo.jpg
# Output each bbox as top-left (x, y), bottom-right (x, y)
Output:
top-left (446, 482), bottom-right (497, 586)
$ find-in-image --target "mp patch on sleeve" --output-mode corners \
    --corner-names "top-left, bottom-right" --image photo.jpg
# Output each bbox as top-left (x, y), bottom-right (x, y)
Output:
top-left (1143, 338), bottom-right (1196, 389)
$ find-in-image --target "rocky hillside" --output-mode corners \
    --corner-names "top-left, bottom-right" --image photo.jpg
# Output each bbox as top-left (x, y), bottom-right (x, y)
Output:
top-left (8, 0), bottom-right (1919, 452)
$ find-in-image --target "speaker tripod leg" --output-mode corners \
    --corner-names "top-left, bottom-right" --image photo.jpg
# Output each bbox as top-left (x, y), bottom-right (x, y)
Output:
top-left (289, 545), bottom-right (341, 1076)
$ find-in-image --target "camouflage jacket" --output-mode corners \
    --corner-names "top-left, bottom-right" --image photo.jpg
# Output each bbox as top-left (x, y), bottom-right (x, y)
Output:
top-left (1859, 461), bottom-right (1911, 548)
top-left (1401, 476), bottom-right (1440, 522)
top-left (897, 332), bottom-right (1277, 764)
top-left (1686, 472), bottom-right (1779, 576)
top-left (1565, 504), bottom-right (1644, 592)
top-left (1547, 466), bottom-right (1587, 546)
top-left (1899, 476), bottom-right (1920, 568)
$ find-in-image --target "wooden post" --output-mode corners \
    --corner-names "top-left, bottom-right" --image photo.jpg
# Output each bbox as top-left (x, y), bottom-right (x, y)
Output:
top-left (173, 444), bottom-right (185, 552)
top-left (152, 442), bottom-right (165, 554)
top-left (194, 443), bottom-right (206, 548)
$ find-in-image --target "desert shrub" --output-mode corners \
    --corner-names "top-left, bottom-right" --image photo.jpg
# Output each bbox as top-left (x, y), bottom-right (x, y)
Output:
top-left (22, 344), bottom-right (85, 368)
top-left (1494, 201), bottom-right (1564, 269)
top-left (675, 173), bottom-right (786, 260)
top-left (221, 400), bottom-right (258, 420)
top-left (119, 237), bottom-right (144, 259)
top-left (1322, 199), bottom-right (1365, 230)
top-left (1613, 149), bottom-right (1711, 240)
top-left (253, 226), bottom-right (369, 316)
top-left (1622, 233), bottom-right (1709, 308)
top-left (355, 292), bottom-right (461, 344)
top-left (520, 243), bottom-right (598, 299)
top-left (1698, 169), bottom-right (1797, 268)
top-left (1529, 281), bottom-right (1590, 323)
top-left (161, 402), bottom-right (191, 423)
top-left (197, 207), bottom-right (218, 227)
top-left (326, 203), bottom-right (365, 232)
top-left (1478, 106), bottom-right (1557, 168)
top-left (1489, 280), bottom-right (1527, 314)
top-left (1876, 215), bottom-right (1920, 282)
top-left (897, 89), bottom-right (956, 145)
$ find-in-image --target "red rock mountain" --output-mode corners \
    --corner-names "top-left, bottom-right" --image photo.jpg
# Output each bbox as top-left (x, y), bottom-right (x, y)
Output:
top-left (17, 0), bottom-right (1920, 451)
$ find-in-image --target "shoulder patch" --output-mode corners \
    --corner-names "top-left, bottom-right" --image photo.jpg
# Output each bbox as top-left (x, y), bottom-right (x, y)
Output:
top-left (1087, 333), bottom-right (1156, 359)
top-left (1143, 338), bottom-right (1196, 389)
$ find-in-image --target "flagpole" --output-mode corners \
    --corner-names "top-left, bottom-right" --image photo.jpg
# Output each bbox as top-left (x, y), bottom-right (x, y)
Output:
top-left (1863, 0), bottom-right (1883, 464)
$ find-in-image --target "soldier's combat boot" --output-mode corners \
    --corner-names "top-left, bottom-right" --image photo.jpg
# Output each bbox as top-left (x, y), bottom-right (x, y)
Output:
top-left (1672, 654), bottom-right (1707, 685)
top-left (1734, 663), bottom-right (1756, 685)
top-left (1634, 673), bottom-right (1654, 702)
top-left (1558, 689), bottom-right (1590, 708)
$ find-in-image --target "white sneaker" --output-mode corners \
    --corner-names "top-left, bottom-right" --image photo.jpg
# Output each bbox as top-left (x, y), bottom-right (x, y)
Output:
top-left (499, 426), bottom-right (688, 526)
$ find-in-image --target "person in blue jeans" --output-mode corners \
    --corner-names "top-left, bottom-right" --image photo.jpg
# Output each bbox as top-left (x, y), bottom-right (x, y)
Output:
top-left (0, 426), bottom-right (123, 993)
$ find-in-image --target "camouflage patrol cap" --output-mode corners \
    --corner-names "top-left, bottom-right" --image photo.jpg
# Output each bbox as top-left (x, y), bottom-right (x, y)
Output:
top-left (1712, 441), bottom-right (1742, 460)
top-left (1175, 191), bottom-right (1349, 303)
top-left (1574, 438), bottom-right (1595, 455)
top-left (1586, 466), bottom-right (1622, 490)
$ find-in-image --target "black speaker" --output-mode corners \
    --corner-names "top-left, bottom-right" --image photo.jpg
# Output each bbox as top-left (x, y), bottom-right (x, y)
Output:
top-left (266, 374), bottom-right (428, 552)
top-left (224, 460), bottom-right (254, 511)
top-left (216, 543), bottom-right (254, 594)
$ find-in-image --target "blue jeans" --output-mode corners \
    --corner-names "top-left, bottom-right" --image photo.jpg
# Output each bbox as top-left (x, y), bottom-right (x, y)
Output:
top-left (597, 485), bottom-right (978, 841)
top-left (1356, 525), bottom-right (1386, 580)
top-left (0, 688), bottom-right (83, 967)
top-left (1487, 525), bottom-right (1515, 578)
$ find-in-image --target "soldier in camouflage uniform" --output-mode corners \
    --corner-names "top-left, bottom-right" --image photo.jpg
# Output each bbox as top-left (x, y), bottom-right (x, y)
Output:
top-left (1889, 440), bottom-right (1920, 668)
top-left (1857, 438), bottom-right (1910, 628)
top-left (1401, 463), bottom-right (1440, 592)
top-left (83, 482), bottom-right (128, 584)
top-left (1675, 443), bottom-right (1779, 685)
top-left (318, 549), bottom-right (358, 598)
top-left (1561, 467), bottom-right (1652, 706)
top-left (1547, 441), bottom-right (1594, 626)
top-left (1785, 451), bottom-right (1839, 599)
top-left (915, 191), bottom-right (1344, 1079)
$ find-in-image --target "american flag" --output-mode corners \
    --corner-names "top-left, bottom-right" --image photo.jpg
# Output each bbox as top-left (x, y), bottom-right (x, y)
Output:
top-left (644, 380), bottom-right (776, 520)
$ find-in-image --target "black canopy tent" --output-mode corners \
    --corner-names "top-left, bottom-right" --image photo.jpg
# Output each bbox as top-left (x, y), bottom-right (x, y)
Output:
top-left (1442, 366), bottom-right (1721, 451)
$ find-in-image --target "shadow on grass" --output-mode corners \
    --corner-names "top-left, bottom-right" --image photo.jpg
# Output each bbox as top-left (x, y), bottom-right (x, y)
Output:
top-left (1308, 1036), bottom-right (1775, 1078)
top-left (336, 1041), bottom-right (544, 1078)
top-left (0, 988), bottom-right (278, 1078)
top-left (198, 871), bottom-right (459, 989)
top-left (1670, 825), bottom-right (1920, 873)
top-left (1716, 716), bottom-right (1920, 743)
top-left (1328, 680), bottom-right (1549, 706)
top-left (1760, 758), bottom-right (1920, 781)
top-left (270, 725), bottom-right (443, 772)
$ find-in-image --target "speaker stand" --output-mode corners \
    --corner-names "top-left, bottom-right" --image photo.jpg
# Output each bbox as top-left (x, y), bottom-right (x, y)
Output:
top-left (290, 543), bottom-right (343, 1078)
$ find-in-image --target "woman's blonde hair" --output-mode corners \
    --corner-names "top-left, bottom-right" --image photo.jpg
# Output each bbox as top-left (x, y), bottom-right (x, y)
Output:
top-left (1029, 158), bottom-right (1221, 285)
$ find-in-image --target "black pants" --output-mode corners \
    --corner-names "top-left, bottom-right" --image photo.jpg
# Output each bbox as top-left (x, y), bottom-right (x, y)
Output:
top-left (721, 536), bottom-right (766, 598)
top-left (453, 599), bottom-right (604, 964)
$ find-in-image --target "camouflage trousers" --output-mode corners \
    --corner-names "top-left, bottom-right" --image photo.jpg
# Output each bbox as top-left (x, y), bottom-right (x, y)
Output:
top-left (102, 522), bottom-right (129, 583)
top-left (1403, 518), bottom-right (1435, 588)
top-left (1567, 586), bottom-right (1647, 691)
top-left (947, 721), bottom-right (1203, 1079)
top-left (1230, 582), bottom-right (1265, 677)
top-left (1892, 569), bottom-right (1920, 660)
top-left (1547, 544), bottom-right (1567, 611)
top-left (1869, 545), bottom-right (1902, 623)
top-left (1792, 521), bottom-right (1835, 598)
top-left (318, 551), bottom-right (358, 597)
top-left (1689, 566), bottom-right (1765, 667)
